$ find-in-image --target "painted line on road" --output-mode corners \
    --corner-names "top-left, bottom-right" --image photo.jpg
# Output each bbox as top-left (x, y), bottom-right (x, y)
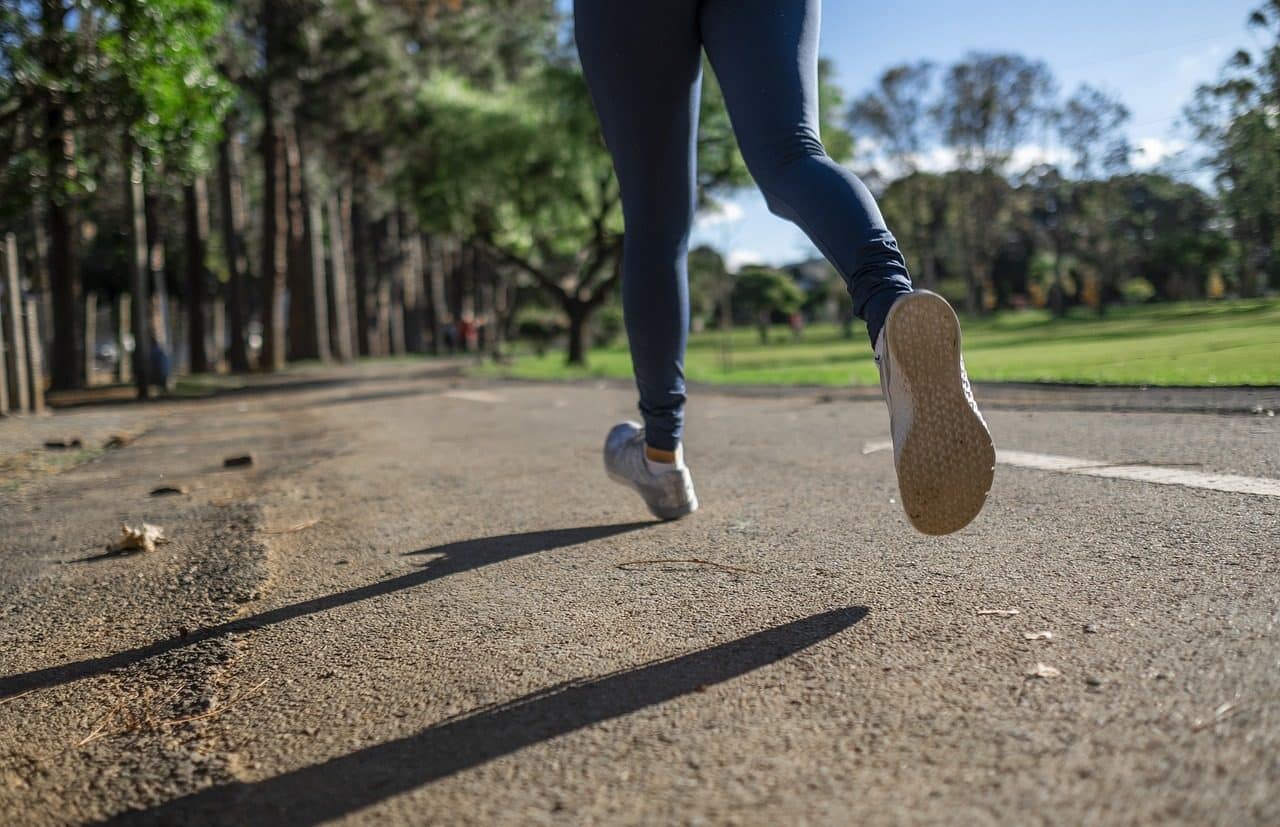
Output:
top-left (442, 390), bottom-right (504, 404)
top-left (862, 441), bottom-right (1280, 498)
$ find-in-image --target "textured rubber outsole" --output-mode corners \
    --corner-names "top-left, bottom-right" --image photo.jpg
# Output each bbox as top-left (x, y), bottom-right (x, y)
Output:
top-left (883, 292), bottom-right (995, 535)
top-left (606, 470), bottom-right (699, 521)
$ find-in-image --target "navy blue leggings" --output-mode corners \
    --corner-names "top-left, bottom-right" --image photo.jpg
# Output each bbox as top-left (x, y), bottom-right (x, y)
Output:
top-left (575, 0), bottom-right (913, 451)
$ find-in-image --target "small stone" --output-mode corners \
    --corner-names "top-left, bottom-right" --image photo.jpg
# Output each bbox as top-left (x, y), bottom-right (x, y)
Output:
top-left (1083, 623), bottom-right (1099, 634)
top-left (1085, 675), bottom-right (1103, 687)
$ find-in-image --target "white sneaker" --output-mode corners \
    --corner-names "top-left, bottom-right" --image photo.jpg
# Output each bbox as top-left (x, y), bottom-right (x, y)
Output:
top-left (875, 291), bottom-right (995, 535)
top-left (603, 422), bottom-right (698, 521)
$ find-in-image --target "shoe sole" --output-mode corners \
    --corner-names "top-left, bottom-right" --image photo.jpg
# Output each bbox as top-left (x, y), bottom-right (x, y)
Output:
top-left (883, 291), bottom-right (995, 535)
top-left (605, 470), bottom-right (699, 521)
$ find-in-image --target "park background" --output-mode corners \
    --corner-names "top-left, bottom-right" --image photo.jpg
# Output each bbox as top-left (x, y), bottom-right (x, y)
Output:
top-left (1, 0), bottom-right (1278, 412)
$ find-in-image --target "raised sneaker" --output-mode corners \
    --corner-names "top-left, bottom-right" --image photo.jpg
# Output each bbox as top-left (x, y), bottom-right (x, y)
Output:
top-left (603, 421), bottom-right (698, 521)
top-left (875, 290), bottom-right (995, 535)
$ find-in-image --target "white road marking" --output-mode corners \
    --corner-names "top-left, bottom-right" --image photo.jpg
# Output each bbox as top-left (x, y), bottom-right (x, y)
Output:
top-left (860, 438), bottom-right (894, 455)
top-left (442, 390), bottom-right (504, 404)
top-left (861, 441), bottom-right (1280, 498)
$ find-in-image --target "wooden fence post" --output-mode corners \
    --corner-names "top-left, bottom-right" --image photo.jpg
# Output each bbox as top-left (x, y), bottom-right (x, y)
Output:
top-left (0, 301), bottom-right (8, 415)
top-left (83, 291), bottom-right (97, 387)
top-left (25, 298), bottom-right (45, 414)
top-left (3, 233), bottom-right (30, 413)
top-left (114, 293), bottom-right (131, 383)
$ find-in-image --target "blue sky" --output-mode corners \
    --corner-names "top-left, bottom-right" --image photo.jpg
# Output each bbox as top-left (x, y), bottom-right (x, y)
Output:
top-left (679, 0), bottom-right (1262, 268)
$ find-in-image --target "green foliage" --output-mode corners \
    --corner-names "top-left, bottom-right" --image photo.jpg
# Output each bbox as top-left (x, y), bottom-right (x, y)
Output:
top-left (484, 299), bottom-right (1280, 388)
top-left (1186, 0), bottom-right (1280, 295)
top-left (593, 303), bottom-right (624, 345)
top-left (687, 245), bottom-right (730, 327)
top-left (99, 0), bottom-right (234, 172)
top-left (848, 61), bottom-right (936, 176)
top-left (408, 64), bottom-right (617, 267)
top-left (733, 265), bottom-right (805, 341)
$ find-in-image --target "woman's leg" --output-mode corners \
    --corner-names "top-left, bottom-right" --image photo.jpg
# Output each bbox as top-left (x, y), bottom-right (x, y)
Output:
top-left (574, 1), bottom-right (702, 452)
top-left (699, 0), bottom-right (913, 344)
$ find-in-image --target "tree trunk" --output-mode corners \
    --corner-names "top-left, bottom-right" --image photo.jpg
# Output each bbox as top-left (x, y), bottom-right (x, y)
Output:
top-left (24, 299), bottom-right (46, 414)
top-left (285, 122), bottom-right (318, 361)
top-left (184, 177), bottom-right (210, 373)
top-left (326, 193), bottom-right (354, 361)
top-left (566, 302), bottom-right (589, 366)
top-left (425, 235), bottom-right (446, 355)
top-left (113, 293), bottom-right (130, 383)
top-left (3, 234), bottom-right (30, 411)
top-left (217, 132), bottom-right (251, 373)
top-left (1050, 232), bottom-right (1067, 318)
top-left (404, 231), bottom-right (424, 353)
top-left (125, 142), bottom-right (150, 397)
top-left (350, 189), bottom-right (372, 357)
top-left (386, 211), bottom-right (407, 356)
top-left (30, 206), bottom-right (53, 354)
top-left (81, 291), bottom-right (95, 388)
top-left (211, 299), bottom-right (226, 372)
top-left (143, 185), bottom-right (169, 353)
top-left (912, 185), bottom-right (936, 290)
top-left (376, 280), bottom-right (393, 357)
top-left (45, 89), bottom-right (81, 389)
top-left (0, 309), bottom-right (7, 413)
top-left (259, 117), bottom-right (288, 372)
top-left (307, 192), bottom-right (331, 363)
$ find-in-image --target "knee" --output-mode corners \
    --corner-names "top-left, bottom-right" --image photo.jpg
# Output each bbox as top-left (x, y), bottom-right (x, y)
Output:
top-left (743, 127), bottom-right (828, 214)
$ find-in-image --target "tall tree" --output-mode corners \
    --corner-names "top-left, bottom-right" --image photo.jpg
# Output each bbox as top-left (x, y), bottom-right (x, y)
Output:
top-left (39, 1), bottom-right (83, 390)
top-left (217, 129), bottom-right (251, 371)
top-left (849, 62), bottom-right (941, 286)
top-left (1186, 0), bottom-right (1280, 296)
top-left (934, 53), bottom-right (1056, 313)
top-left (184, 175), bottom-right (211, 372)
top-left (1052, 85), bottom-right (1131, 314)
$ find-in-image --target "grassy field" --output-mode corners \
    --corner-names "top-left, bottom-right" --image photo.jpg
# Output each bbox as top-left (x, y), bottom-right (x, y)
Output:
top-left (480, 298), bottom-right (1280, 387)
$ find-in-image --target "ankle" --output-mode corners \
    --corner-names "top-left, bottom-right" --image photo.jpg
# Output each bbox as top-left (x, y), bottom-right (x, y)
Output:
top-left (644, 445), bottom-right (677, 464)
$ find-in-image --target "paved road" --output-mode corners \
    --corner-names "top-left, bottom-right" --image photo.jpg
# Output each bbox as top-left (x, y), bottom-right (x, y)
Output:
top-left (1, 364), bottom-right (1277, 825)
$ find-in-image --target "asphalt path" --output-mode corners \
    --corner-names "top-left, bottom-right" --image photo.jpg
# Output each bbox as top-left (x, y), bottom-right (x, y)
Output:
top-left (1, 363), bottom-right (1277, 825)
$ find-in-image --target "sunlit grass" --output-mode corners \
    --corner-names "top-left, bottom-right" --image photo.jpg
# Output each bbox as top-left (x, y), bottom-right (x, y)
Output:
top-left (479, 298), bottom-right (1280, 387)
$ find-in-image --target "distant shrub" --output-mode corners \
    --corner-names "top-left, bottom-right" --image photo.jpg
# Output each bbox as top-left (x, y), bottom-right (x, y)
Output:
top-left (594, 304), bottom-right (625, 346)
top-left (1121, 278), bottom-right (1156, 304)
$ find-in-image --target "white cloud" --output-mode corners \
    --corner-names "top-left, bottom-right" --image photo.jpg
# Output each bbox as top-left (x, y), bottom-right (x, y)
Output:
top-left (725, 248), bottom-right (764, 273)
top-left (868, 143), bottom-right (1069, 177)
top-left (1132, 137), bottom-right (1189, 169)
top-left (695, 200), bottom-right (745, 229)
top-left (1010, 144), bottom-right (1072, 170)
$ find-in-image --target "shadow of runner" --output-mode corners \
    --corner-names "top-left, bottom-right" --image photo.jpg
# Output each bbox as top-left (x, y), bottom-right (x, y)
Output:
top-left (110, 607), bottom-right (868, 826)
top-left (1, 523), bottom-right (653, 699)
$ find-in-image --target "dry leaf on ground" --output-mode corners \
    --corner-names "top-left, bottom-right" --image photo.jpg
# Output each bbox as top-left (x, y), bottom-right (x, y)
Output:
top-left (1026, 662), bottom-right (1061, 679)
top-left (108, 523), bottom-right (169, 554)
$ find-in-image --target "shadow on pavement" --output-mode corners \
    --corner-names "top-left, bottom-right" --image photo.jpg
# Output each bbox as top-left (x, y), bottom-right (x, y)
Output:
top-left (110, 607), bottom-right (869, 826)
top-left (1, 523), bottom-right (652, 700)
top-left (48, 362), bottom-right (464, 410)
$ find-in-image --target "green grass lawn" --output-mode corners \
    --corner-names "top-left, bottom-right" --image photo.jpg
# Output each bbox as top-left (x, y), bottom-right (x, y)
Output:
top-left (480, 298), bottom-right (1280, 387)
